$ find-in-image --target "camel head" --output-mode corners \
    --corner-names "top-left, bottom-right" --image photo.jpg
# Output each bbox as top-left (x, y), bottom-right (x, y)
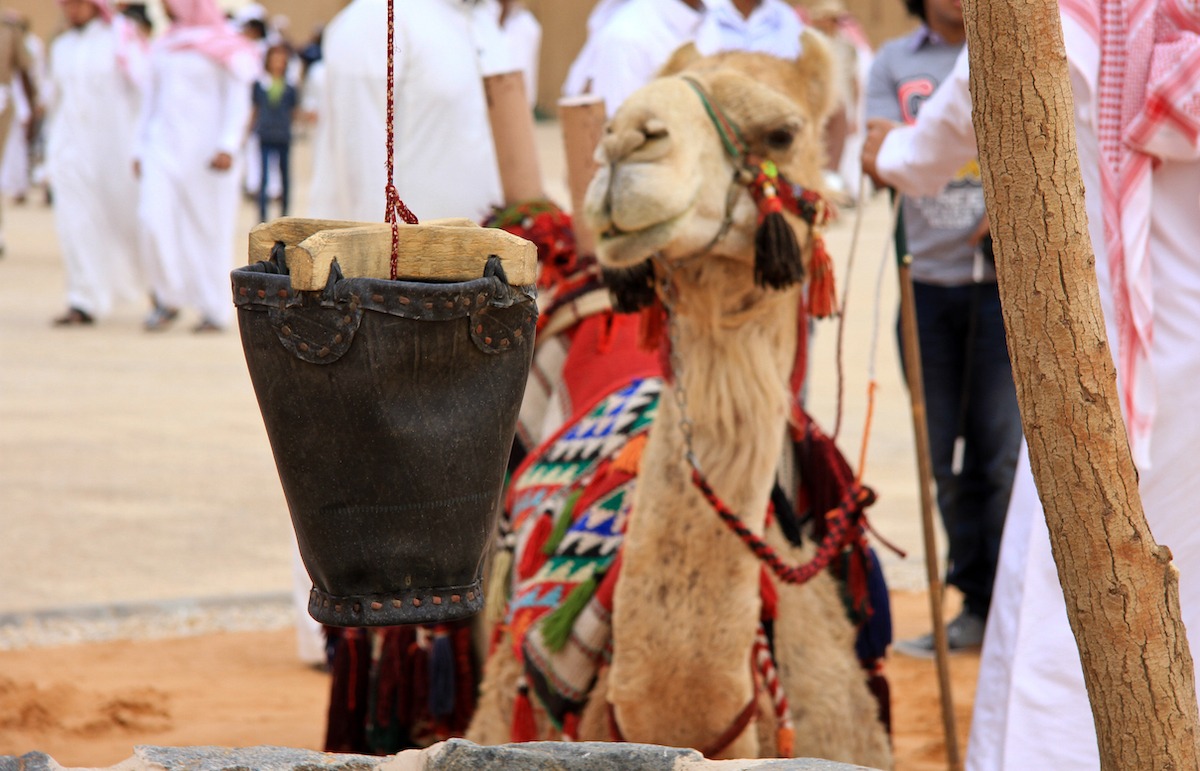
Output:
top-left (584, 30), bottom-right (840, 312)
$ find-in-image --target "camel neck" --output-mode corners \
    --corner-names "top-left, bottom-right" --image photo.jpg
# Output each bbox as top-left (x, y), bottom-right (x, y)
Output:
top-left (606, 271), bottom-right (800, 756)
top-left (665, 270), bottom-right (800, 484)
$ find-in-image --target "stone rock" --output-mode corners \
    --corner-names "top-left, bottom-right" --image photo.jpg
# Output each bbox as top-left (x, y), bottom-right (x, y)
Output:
top-left (2, 744), bottom-right (881, 771)
top-left (133, 746), bottom-right (381, 771)
top-left (402, 740), bottom-right (882, 771)
top-left (426, 739), bottom-right (699, 770)
top-left (0, 753), bottom-right (57, 771)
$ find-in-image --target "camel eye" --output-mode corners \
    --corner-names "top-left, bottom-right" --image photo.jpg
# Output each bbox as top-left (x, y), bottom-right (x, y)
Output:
top-left (766, 128), bottom-right (795, 151)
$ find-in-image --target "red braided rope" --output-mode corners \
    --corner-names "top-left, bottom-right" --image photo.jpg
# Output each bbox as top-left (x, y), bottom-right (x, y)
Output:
top-left (690, 467), bottom-right (872, 585)
top-left (385, 0), bottom-right (418, 280)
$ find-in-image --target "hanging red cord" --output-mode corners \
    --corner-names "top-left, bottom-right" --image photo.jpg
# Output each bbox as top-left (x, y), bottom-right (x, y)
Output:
top-left (385, 0), bottom-right (418, 280)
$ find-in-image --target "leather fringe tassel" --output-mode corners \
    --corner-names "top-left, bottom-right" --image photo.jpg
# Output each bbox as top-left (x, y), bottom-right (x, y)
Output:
top-left (428, 628), bottom-right (456, 719)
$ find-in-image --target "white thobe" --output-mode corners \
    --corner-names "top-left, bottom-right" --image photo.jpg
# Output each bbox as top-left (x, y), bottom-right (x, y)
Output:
top-left (561, 0), bottom-right (630, 99)
top-left (694, 0), bottom-right (805, 59)
top-left (47, 18), bottom-right (146, 319)
top-left (308, 0), bottom-right (505, 223)
top-left (0, 72), bottom-right (30, 198)
top-left (561, 0), bottom-right (705, 117)
top-left (876, 22), bottom-right (1200, 771)
top-left (495, 1), bottom-right (542, 108)
top-left (135, 45), bottom-right (253, 327)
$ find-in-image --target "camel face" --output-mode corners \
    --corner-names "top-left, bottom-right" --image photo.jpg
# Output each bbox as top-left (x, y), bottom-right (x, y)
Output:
top-left (585, 37), bottom-right (837, 276)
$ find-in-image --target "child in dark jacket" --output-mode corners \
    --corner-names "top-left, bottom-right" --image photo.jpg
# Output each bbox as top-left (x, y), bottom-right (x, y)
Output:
top-left (251, 44), bottom-right (298, 222)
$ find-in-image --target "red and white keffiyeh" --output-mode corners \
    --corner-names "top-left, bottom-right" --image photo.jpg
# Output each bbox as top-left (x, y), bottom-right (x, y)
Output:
top-left (1060, 0), bottom-right (1200, 466)
top-left (160, 0), bottom-right (261, 81)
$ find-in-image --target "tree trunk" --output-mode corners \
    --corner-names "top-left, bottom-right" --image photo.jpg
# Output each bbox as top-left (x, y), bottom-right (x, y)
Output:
top-left (963, 0), bottom-right (1200, 766)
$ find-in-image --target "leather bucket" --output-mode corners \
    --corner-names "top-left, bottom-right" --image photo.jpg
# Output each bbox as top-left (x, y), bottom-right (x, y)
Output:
top-left (233, 219), bottom-right (537, 627)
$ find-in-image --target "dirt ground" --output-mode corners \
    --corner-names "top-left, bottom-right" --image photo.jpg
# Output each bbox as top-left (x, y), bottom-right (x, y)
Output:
top-left (0, 592), bottom-right (978, 770)
top-left (0, 127), bottom-right (975, 768)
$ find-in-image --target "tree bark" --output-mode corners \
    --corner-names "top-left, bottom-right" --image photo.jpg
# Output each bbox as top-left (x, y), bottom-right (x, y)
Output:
top-left (963, 0), bottom-right (1200, 767)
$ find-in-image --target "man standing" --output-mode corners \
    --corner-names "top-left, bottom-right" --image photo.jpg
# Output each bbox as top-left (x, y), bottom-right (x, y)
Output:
top-left (862, 0), bottom-right (1200, 766)
top-left (134, 0), bottom-right (259, 332)
top-left (308, 0), bottom-right (508, 223)
top-left (561, 0), bottom-right (705, 117)
top-left (865, 0), bottom-right (1022, 656)
top-left (694, 0), bottom-right (805, 58)
top-left (0, 8), bottom-right (38, 256)
top-left (48, 0), bottom-right (148, 326)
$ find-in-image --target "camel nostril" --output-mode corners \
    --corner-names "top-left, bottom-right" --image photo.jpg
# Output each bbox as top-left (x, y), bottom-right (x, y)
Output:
top-left (643, 119), bottom-right (669, 140)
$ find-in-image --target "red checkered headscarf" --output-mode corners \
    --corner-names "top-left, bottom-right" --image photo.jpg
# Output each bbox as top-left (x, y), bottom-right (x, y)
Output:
top-left (1060, 0), bottom-right (1200, 466)
top-left (159, 0), bottom-right (261, 80)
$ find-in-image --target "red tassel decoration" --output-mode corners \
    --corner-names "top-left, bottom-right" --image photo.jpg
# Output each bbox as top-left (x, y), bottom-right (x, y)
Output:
top-left (517, 513), bottom-right (553, 580)
top-left (511, 678), bottom-right (539, 743)
top-left (637, 302), bottom-right (666, 352)
top-left (807, 235), bottom-right (838, 319)
top-left (777, 725), bottom-right (796, 758)
top-left (562, 710), bottom-right (581, 742)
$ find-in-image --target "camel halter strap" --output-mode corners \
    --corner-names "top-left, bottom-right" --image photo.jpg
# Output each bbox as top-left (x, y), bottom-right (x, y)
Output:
top-left (681, 76), bottom-right (748, 160)
top-left (385, 0), bottom-right (419, 279)
top-left (680, 76), bottom-right (837, 316)
top-left (652, 254), bottom-right (870, 588)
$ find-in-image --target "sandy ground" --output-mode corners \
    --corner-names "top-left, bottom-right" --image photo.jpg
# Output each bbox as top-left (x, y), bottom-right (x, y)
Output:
top-left (0, 594), bottom-right (980, 770)
top-left (0, 125), bottom-right (977, 768)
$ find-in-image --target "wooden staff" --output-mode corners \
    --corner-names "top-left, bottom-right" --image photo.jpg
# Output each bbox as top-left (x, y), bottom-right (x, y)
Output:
top-left (896, 238), bottom-right (962, 771)
top-left (557, 95), bottom-right (607, 256)
top-left (484, 70), bottom-right (545, 205)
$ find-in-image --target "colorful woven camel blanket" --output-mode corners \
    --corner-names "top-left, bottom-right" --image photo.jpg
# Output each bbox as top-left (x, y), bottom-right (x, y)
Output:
top-left (500, 376), bottom-right (661, 730)
top-left (496, 377), bottom-right (891, 738)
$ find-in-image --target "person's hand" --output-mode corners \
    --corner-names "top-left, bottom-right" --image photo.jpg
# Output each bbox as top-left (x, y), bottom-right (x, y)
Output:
top-left (209, 151), bottom-right (233, 171)
top-left (861, 117), bottom-right (900, 190)
top-left (25, 105), bottom-right (43, 142)
top-left (968, 211), bottom-right (991, 247)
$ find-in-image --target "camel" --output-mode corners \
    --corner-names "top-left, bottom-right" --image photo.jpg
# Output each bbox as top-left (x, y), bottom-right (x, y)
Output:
top-left (467, 32), bottom-right (893, 768)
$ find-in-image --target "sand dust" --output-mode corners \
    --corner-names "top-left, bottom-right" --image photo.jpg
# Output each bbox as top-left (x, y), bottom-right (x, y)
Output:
top-left (0, 591), bottom-right (978, 769)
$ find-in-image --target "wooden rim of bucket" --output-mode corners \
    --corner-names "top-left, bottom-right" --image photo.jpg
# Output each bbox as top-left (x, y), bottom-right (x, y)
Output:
top-left (248, 217), bottom-right (538, 291)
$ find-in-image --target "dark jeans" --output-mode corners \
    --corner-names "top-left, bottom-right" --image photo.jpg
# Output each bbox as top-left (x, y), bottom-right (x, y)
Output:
top-left (259, 139), bottom-right (291, 222)
top-left (900, 280), bottom-right (1022, 619)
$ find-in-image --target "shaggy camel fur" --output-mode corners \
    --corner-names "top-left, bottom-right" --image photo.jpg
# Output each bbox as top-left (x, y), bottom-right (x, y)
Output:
top-left (468, 34), bottom-right (892, 768)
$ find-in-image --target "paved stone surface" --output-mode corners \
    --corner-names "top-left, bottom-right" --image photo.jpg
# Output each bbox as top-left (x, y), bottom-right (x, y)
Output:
top-left (0, 753), bottom-right (56, 771)
top-left (0, 125), bottom-right (932, 644)
top-left (428, 740), bottom-right (698, 770)
top-left (0, 742), bottom-right (883, 771)
top-left (134, 745), bottom-right (379, 771)
top-left (425, 739), bottom-right (881, 769)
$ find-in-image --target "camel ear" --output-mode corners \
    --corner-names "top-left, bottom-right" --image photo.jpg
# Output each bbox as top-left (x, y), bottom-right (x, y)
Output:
top-left (602, 260), bottom-right (658, 312)
top-left (792, 28), bottom-right (841, 123)
top-left (659, 42), bottom-right (703, 77)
